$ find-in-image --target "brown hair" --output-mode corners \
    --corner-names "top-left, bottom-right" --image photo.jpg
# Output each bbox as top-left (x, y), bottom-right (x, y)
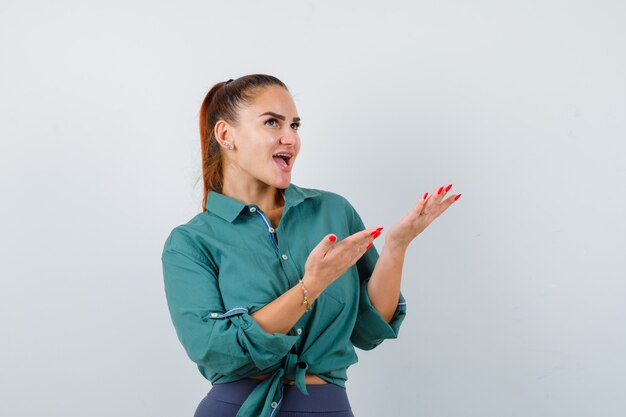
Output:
top-left (198, 74), bottom-right (289, 212)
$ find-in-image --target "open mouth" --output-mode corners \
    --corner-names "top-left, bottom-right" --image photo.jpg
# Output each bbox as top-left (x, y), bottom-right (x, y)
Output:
top-left (272, 153), bottom-right (293, 171)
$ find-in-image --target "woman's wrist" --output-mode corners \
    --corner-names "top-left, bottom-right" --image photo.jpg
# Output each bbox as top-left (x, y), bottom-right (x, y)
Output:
top-left (383, 235), bottom-right (410, 255)
top-left (300, 274), bottom-right (325, 304)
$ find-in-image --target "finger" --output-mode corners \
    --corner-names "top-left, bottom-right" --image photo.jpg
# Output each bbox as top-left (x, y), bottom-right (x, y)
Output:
top-left (366, 227), bottom-right (383, 248)
top-left (413, 191), bottom-right (429, 211)
top-left (314, 233), bottom-right (338, 256)
top-left (363, 227), bottom-right (384, 252)
top-left (435, 183), bottom-right (453, 200)
top-left (440, 184), bottom-right (449, 196)
top-left (425, 189), bottom-right (460, 219)
top-left (338, 228), bottom-right (381, 254)
top-left (422, 183), bottom-right (452, 213)
top-left (349, 231), bottom-right (377, 260)
top-left (439, 193), bottom-right (461, 211)
top-left (349, 227), bottom-right (383, 245)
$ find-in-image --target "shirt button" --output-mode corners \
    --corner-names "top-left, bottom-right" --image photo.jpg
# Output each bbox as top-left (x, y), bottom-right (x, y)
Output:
top-left (281, 254), bottom-right (288, 260)
top-left (249, 207), bottom-right (257, 213)
top-left (296, 328), bottom-right (302, 335)
top-left (271, 402), bottom-right (278, 408)
top-left (211, 313), bottom-right (218, 318)
top-left (268, 227), bottom-right (275, 233)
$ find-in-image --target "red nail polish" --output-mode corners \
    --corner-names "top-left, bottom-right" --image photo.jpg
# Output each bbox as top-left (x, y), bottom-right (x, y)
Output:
top-left (454, 194), bottom-right (462, 201)
top-left (375, 227), bottom-right (384, 231)
top-left (372, 231), bottom-right (381, 239)
top-left (438, 186), bottom-right (444, 195)
top-left (329, 235), bottom-right (336, 242)
top-left (366, 242), bottom-right (372, 249)
top-left (445, 184), bottom-right (453, 192)
top-left (422, 192), bottom-right (428, 200)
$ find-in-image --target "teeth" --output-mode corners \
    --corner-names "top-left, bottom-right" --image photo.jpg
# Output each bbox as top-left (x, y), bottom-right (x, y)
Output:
top-left (273, 153), bottom-right (292, 158)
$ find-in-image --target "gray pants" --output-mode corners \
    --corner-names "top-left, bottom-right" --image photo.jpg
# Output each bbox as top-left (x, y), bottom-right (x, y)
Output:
top-left (194, 378), bottom-right (355, 417)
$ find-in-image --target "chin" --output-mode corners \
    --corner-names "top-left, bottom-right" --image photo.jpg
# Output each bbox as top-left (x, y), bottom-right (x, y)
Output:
top-left (268, 176), bottom-right (291, 190)
top-left (275, 179), bottom-right (291, 189)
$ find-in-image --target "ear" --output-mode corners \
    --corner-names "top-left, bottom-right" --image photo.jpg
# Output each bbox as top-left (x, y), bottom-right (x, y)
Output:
top-left (214, 119), bottom-right (236, 150)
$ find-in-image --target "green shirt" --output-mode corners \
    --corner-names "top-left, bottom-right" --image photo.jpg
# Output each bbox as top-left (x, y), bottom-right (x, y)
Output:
top-left (161, 182), bottom-right (407, 417)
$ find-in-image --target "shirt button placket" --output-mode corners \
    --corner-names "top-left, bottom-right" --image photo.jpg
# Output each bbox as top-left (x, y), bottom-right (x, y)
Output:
top-left (275, 225), bottom-right (300, 286)
top-left (278, 247), bottom-right (296, 285)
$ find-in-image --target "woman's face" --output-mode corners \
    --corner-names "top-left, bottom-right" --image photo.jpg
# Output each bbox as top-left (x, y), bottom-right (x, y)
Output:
top-left (222, 85), bottom-right (301, 190)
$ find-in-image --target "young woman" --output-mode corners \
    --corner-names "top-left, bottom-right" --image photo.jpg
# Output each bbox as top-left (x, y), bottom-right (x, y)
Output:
top-left (161, 74), bottom-right (461, 417)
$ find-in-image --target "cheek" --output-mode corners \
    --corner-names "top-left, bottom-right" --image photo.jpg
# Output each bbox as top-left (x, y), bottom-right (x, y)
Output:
top-left (236, 149), bottom-right (265, 172)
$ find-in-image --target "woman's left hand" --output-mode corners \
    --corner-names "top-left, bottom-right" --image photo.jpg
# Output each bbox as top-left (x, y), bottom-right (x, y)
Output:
top-left (385, 183), bottom-right (461, 250)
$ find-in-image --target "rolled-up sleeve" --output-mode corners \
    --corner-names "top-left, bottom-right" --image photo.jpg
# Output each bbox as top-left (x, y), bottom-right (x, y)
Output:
top-left (161, 237), bottom-right (298, 378)
top-left (346, 203), bottom-right (407, 351)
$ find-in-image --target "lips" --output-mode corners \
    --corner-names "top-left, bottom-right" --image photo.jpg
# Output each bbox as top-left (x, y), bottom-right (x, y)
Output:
top-left (272, 151), bottom-right (294, 172)
top-left (272, 155), bottom-right (292, 172)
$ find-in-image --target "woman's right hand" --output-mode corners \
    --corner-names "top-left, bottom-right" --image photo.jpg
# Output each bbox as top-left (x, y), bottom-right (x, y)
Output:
top-left (302, 227), bottom-right (383, 297)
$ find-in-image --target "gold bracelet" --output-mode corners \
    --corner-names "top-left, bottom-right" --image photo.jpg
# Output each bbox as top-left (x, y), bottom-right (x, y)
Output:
top-left (298, 279), bottom-right (312, 312)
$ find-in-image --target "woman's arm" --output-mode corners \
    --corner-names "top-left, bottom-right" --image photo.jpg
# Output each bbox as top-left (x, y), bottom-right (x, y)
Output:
top-left (162, 244), bottom-right (299, 377)
top-left (250, 274), bottom-right (324, 335)
top-left (251, 228), bottom-right (381, 335)
top-left (367, 183), bottom-right (460, 322)
top-left (366, 240), bottom-right (408, 323)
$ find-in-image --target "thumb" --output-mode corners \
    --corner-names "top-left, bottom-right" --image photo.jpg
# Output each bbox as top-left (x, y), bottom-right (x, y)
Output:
top-left (315, 233), bottom-right (337, 255)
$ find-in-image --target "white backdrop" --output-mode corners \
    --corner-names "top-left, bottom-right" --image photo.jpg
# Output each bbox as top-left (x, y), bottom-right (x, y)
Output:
top-left (1, 1), bottom-right (625, 416)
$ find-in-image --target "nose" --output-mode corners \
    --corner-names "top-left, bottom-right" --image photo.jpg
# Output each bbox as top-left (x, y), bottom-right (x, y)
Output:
top-left (279, 130), bottom-right (298, 146)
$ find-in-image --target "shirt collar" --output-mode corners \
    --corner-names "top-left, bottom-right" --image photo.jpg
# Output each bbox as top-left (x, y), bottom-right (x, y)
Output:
top-left (206, 183), bottom-right (321, 223)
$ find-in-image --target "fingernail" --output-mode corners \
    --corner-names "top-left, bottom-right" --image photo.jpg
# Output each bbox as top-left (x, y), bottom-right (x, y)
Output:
top-left (454, 194), bottom-right (462, 201)
top-left (366, 242), bottom-right (373, 249)
top-left (437, 186), bottom-right (444, 195)
top-left (372, 231), bottom-right (381, 239)
top-left (375, 226), bottom-right (384, 231)
top-left (445, 184), bottom-right (453, 192)
top-left (422, 192), bottom-right (428, 200)
top-left (329, 235), bottom-right (337, 242)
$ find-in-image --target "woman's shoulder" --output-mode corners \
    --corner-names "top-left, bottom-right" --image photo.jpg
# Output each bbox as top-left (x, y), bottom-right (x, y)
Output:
top-left (162, 212), bottom-right (212, 257)
top-left (289, 183), bottom-right (355, 209)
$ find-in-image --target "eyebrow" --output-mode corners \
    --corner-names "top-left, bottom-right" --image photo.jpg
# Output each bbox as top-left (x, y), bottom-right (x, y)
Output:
top-left (258, 111), bottom-right (301, 123)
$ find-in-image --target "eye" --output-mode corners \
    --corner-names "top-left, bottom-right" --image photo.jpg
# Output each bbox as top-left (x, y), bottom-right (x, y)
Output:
top-left (265, 118), bottom-right (301, 131)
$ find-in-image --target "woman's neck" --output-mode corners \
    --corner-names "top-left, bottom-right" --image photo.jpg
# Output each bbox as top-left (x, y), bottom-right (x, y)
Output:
top-left (221, 179), bottom-right (285, 213)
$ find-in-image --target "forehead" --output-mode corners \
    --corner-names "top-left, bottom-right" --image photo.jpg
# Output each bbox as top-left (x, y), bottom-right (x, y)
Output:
top-left (241, 86), bottom-right (298, 118)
